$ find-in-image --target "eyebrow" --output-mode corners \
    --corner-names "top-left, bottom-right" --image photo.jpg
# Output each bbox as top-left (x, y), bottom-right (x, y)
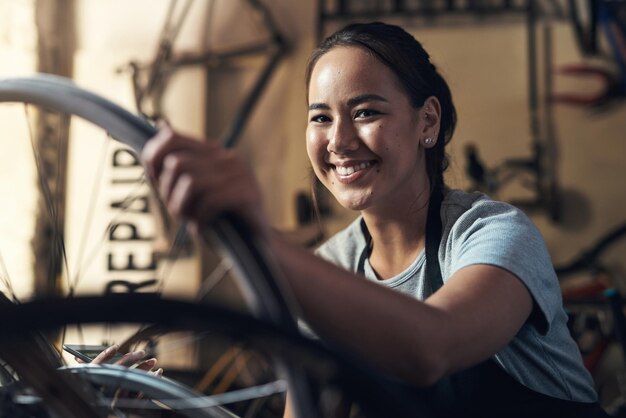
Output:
top-left (308, 102), bottom-right (330, 111)
top-left (347, 94), bottom-right (388, 107)
top-left (308, 94), bottom-right (389, 111)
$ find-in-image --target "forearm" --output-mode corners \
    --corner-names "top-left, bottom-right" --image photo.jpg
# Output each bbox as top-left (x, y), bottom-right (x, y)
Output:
top-left (269, 234), bottom-right (449, 386)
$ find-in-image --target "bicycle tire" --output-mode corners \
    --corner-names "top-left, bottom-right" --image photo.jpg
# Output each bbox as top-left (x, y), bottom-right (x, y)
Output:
top-left (0, 294), bottom-right (429, 418)
top-left (0, 74), bottom-right (306, 416)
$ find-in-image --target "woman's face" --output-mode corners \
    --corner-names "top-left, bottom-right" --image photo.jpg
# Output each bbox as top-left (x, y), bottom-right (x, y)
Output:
top-left (306, 46), bottom-right (429, 213)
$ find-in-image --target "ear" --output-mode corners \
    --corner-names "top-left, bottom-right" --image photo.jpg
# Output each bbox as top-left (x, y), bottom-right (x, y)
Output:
top-left (418, 96), bottom-right (441, 149)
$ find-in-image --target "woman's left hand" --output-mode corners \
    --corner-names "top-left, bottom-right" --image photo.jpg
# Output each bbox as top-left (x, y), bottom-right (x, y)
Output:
top-left (77, 344), bottom-right (163, 376)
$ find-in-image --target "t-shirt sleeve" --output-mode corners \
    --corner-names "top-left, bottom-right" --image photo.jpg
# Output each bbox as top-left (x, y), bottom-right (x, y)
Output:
top-left (314, 216), bottom-right (368, 272)
top-left (444, 199), bottom-right (561, 335)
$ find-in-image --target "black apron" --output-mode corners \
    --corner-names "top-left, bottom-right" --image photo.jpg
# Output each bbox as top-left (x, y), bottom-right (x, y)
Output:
top-left (361, 188), bottom-right (609, 418)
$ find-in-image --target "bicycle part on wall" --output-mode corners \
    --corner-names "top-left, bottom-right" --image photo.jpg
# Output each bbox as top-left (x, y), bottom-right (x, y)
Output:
top-left (121, 0), bottom-right (288, 149)
top-left (555, 221), bottom-right (626, 414)
top-left (462, 3), bottom-right (562, 222)
top-left (318, 0), bottom-right (564, 223)
top-left (553, 0), bottom-right (626, 109)
top-left (316, 0), bottom-right (567, 43)
top-left (463, 1), bottom-right (626, 220)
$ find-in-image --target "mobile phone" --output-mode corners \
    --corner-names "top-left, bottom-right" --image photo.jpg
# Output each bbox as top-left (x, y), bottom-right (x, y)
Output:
top-left (63, 344), bottom-right (123, 363)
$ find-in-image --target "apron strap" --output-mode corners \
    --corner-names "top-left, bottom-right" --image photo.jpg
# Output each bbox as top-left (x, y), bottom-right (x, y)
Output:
top-left (425, 187), bottom-right (444, 293)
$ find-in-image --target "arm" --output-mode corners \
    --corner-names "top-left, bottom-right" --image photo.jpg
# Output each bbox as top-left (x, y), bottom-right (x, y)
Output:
top-left (270, 234), bottom-right (532, 386)
top-left (141, 127), bottom-right (533, 387)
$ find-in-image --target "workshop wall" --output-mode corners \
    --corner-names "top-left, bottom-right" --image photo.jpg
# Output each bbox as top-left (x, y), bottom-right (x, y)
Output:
top-left (1, 1), bottom-right (626, 300)
top-left (272, 9), bottom-right (626, 290)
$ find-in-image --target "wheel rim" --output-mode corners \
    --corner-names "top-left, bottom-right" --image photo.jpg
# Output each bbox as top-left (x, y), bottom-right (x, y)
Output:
top-left (0, 74), bottom-right (430, 418)
top-left (0, 74), bottom-right (305, 417)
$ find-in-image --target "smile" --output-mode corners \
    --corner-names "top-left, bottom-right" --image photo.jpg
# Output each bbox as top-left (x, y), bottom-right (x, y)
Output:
top-left (334, 161), bottom-right (372, 176)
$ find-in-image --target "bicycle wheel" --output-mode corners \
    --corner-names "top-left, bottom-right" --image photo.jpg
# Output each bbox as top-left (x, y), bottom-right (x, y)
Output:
top-left (0, 74), bottom-right (296, 324)
top-left (0, 74), bottom-right (433, 418)
top-left (0, 294), bottom-right (429, 418)
top-left (0, 74), bottom-right (308, 416)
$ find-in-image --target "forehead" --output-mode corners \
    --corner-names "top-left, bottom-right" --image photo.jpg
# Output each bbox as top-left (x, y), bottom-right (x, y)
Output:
top-left (308, 46), bottom-right (406, 104)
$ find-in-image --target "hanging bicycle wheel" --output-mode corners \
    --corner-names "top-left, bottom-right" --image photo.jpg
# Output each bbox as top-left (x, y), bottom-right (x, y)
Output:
top-left (0, 75), bottom-right (293, 326)
top-left (0, 74), bottom-right (433, 418)
top-left (0, 74), bottom-right (307, 417)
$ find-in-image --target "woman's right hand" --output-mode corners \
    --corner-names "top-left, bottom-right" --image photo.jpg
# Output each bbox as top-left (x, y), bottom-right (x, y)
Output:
top-left (141, 125), bottom-right (270, 239)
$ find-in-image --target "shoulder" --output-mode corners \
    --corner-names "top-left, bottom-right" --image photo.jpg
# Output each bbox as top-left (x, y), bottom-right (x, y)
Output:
top-left (440, 189), bottom-right (548, 266)
top-left (441, 189), bottom-right (538, 238)
top-left (442, 189), bottom-right (522, 219)
top-left (315, 216), bottom-right (368, 272)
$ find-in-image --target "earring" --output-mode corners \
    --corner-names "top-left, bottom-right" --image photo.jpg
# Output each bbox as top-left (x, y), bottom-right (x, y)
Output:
top-left (424, 137), bottom-right (433, 145)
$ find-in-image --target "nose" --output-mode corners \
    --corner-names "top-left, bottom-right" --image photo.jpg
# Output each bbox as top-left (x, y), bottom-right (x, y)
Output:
top-left (327, 117), bottom-right (359, 154)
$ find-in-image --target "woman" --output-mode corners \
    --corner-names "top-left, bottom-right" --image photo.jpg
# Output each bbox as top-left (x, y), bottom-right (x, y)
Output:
top-left (142, 22), bottom-right (607, 417)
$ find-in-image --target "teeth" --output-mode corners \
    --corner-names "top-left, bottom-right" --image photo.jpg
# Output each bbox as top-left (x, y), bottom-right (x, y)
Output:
top-left (336, 162), bottom-right (371, 176)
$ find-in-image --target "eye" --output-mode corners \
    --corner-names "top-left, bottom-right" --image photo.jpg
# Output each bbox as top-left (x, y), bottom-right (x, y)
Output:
top-left (310, 113), bottom-right (331, 123)
top-left (354, 109), bottom-right (380, 119)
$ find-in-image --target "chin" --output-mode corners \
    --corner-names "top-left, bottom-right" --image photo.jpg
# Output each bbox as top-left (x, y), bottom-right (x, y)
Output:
top-left (327, 186), bottom-right (376, 212)
top-left (336, 197), bottom-right (371, 212)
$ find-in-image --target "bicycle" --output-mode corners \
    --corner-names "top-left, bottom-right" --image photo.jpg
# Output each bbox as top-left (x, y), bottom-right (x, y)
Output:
top-left (556, 221), bottom-right (626, 416)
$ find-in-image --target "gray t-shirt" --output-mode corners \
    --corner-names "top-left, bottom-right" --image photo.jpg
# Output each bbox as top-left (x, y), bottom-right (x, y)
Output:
top-left (316, 189), bottom-right (597, 402)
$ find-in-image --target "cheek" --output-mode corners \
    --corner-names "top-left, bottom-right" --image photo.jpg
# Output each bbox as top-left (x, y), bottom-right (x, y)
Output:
top-left (358, 123), bottom-right (379, 140)
top-left (305, 128), bottom-right (325, 164)
top-left (358, 123), bottom-right (390, 150)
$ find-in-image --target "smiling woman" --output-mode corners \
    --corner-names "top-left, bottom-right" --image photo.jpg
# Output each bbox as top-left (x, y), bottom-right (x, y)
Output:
top-left (141, 22), bottom-right (609, 417)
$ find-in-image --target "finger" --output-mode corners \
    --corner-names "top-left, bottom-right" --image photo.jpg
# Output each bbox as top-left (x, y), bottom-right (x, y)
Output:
top-left (91, 344), bottom-right (119, 364)
top-left (141, 127), bottom-right (216, 182)
top-left (170, 153), bottom-right (250, 220)
top-left (156, 119), bottom-right (170, 130)
top-left (165, 161), bottom-right (224, 221)
top-left (185, 221), bottom-right (201, 238)
top-left (114, 349), bottom-right (146, 367)
top-left (141, 126), bottom-right (174, 181)
top-left (159, 154), bottom-right (194, 206)
top-left (74, 357), bottom-right (86, 364)
top-left (168, 172), bottom-right (201, 219)
top-left (135, 357), bottom-right (157, 372)
top-left (190, 173), bottom-right (265, 232)
top-left (152, 368), bottom-right (164, 378)
top-left (154, 144), bottom-right (221, 212)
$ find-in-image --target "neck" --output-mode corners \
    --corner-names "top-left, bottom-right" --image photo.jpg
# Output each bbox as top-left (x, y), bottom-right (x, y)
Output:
top-left (362, 188), bottom-right (431, 280)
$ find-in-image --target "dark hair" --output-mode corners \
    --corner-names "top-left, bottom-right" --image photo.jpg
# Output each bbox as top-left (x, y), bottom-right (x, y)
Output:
top-left (306, 22), bottom-right (456, 192)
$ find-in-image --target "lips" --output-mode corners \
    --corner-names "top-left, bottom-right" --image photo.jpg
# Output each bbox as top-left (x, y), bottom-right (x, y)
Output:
top-left (330, 160), bottom-right (375, 183)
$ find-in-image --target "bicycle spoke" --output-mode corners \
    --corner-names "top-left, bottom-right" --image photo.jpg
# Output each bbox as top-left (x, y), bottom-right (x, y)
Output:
top-left (25, 106), bottom-right (72, 297)
top-left (68, 134), bottom-right (111, 295)
top-left (0, 252), bottom-right (18, 303)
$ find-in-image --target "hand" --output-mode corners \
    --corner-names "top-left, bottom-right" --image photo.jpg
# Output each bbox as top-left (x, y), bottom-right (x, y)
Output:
top-left (141, 125), bottom-right (270, 239)
top-left (87, 345), bottom-right (163, 405)
top-left (91, 344), bottom-right (163, 376)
